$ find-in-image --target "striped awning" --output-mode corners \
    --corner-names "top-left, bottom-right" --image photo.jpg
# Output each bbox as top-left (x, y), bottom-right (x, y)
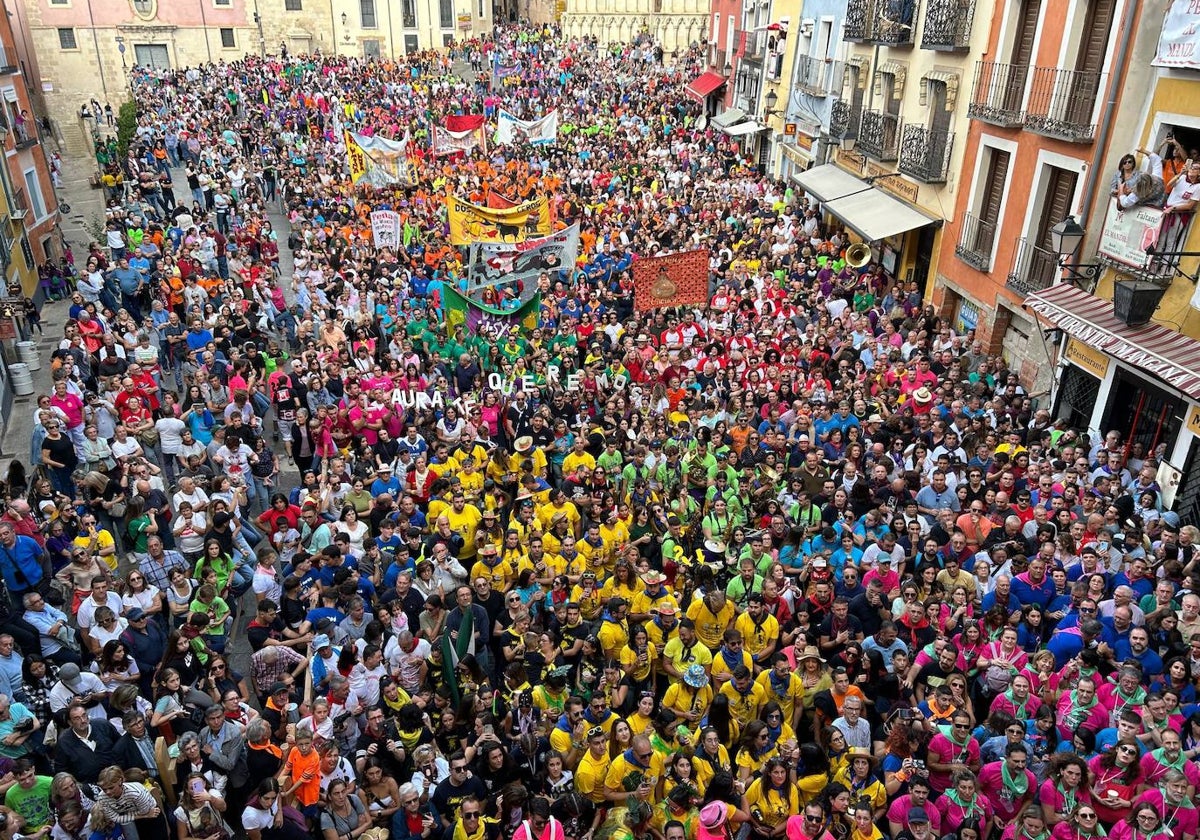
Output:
top-left (1025, 283), bottom-right (1200, 399)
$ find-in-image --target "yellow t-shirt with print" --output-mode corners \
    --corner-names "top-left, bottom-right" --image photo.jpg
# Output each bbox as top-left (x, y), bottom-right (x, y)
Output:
top-left (756, 670), bottom-right (805, 725)
top-left (719, 679), bottom-right (766, 726)
top-left (619, 641), bottom-right (658, 682)
top-left (734, 612), bottom-right (780, 660)
top-left (444, 505), bottom-right (483, 558)
top-left (469, 557), bottom-right (513, 590)
top-left (596, 616), bottom-right (629, 658)
top-left (575, 750), bottom-right (611, 804)
top-left (745, 776), bottom-right (800, 828)
top-left (686, 598), bottom-right (735, 650)
top-left (562, 450), bottom-right (597, 476)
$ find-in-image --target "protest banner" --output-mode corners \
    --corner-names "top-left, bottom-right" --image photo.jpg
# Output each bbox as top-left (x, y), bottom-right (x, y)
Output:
top-left (346, 131), bottom-right (414, 187)
top-left (466, 223), bottom-right (580, 292)
top-left (496, 109), bottom-right (559, 146)
top-left (370, 210), bottom-right (401, 250)
top-left (633, 249), bottom-right (712, 311)
top-left (433, 114), bottom-right (487, 156)
top-left (446, 195), bottom-right (552, 245)
top-left (443, 285), bottom-right (541, 335)
top-left (486, 191), bottom-right (519, 210)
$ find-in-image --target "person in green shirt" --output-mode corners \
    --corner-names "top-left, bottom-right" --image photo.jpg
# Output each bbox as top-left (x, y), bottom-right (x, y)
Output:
top-left (4, 760), bottom-right (52, 829)
top-left (124, 498), bottom-right (158, 557)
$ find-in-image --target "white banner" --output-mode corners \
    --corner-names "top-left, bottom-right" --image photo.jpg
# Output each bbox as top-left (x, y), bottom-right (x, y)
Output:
top-left (1097, 201), bottom-right (1164, 269)
top-left (466, 223), bottom-right (581, 291)
top-left (496, 109), bottom-right (559, 146)
top-left (432, 125), bottom-right (485, 156)
top-left (370, 210), bottom-right (401, 250)
top-left (348, 131), bottom-right (413, 186)
top-left (1154, 0), bottom-right (1200, 69)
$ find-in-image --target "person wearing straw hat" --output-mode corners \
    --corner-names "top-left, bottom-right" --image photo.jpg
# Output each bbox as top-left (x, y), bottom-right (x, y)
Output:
top-left (630, 571), bottom-right (677, 624)
top-left (834, 748), bottom-right (888, 818)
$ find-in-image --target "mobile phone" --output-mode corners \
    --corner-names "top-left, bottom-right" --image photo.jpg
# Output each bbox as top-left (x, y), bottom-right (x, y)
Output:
top-left (898, 708), bottom-right (916, 720)
top-left (190, 778), bottom-right (205, 795)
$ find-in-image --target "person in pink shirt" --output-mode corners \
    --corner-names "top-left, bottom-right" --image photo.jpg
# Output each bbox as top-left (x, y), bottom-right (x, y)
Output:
top-left (1135, 770), bottom-right (1198, 840)
top-left (1096, 667), bottom-right (1149, 727)
top-left (1139, 729), bottom-right (1200, 790)
top-left (1088, 741), bottom-right (1144, 825)
top-left (936, 770), bottom-right (993, 835)
top-left (979, 744), bottom-right (1037, 825)
top-left (990, 674), bottom-right (1043, 723)
top-left (926, 711), bottom-right (982, 795)
top-left (1107, 802), bottom-right (1174, 840)
top-left (885, 779), bottom-right (942, 837)
top-left (1051, 804), bottom-right (1104, 840)
top-left (49, 378), bottom-right (86, 457)
top-left (1000, 806), bottom-right (1051, 840)
top-left (1040, 755), bottom-right (1092, 830)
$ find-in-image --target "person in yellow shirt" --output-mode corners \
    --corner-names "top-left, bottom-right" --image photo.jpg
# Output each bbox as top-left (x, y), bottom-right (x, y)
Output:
top-left (663, 663), bottom-right (713, 725)
top-left (562, 438), bottom-right (596, 477)
top-left (686, 590), bottom-right (735, 652)
top-left (574, 726), bottom-right (613, 804)
top-left (624, 691), bottom-right (656, 737)
top-left (709, 629), bottom-right (754, 688)
top-left (540, 514), bottom-right (572, 556)
top-left (603, 734), bottom-right (665, 803)
top-left (601, 562), bottom-right (641, 603)
top-left (579, 522), bottom-right (615, 575)
top-left (599, 511), bottom-right (630, 560)
top-left (734, 719), bottom-right (778, 783)
top-left (570, 571), bottom-right (605, 621)
top-left (733, 593), bottom-right (780, 668)
top-left (508, 436), bottom-right (549, 479)
top-left (537, 489), bottom-right (581, 536)
top-left (443, 492), bottom-right (483, 563)
top-left (644, 603), bottom-right (680, 653)
top-left (618, 624), bottom-right (656, 688)
top-left (456, 457), bottom-right (485, 503)
top-left (595, 597), bottom-right (630, 658)
top-left (756, 652), bottom-right (806, 732)
top-left (719, 666), bottom-right (766, 728)
top-left (834, 749), bottom-right (888, 818)
top-left (744, 757), bottom-right (801, 835)
top-left (468, 543), bottom-right (513, 591)
top-left (692, 726), bottom-right (732, 793)
top-left (661, 619), bottom-right (713, 682)
top-left (499, 528), bottom-right (527, 570)
top-left (73, 522), bottom-right (118, 570)
top-left (630, 571), bottom-right (679, 623)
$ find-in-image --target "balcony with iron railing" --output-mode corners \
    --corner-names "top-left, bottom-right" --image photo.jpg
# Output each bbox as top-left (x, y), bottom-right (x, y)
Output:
top-left (830, 98), bottom-right (862, 140)
top-left (921, 0), bottom-right (973, 50)
top-left (13, 121), bottom-right (37, 150)
top-left (795, 55), bottom-right (843, 96)
top-left (898, 125), bottom-right (953, 182)
top-left (871, 0), bottom-right (919, 47)
top-left (1024, 66), bottom-right (1102, 142)
top-left (967, 61), bottom-right (1027, 127)
top-left (738, 28), bottom-right (766, 61)
top-left (844, 0), bottom-right (875, 41)
top-left (1007, 237), bottom-right (1060, 295)
top-left (858, 110), bottom-right (901, 161)
top-left (0, 47), bottom-right (16, 75)
top-left (955, 212), bottom-right (997, 270)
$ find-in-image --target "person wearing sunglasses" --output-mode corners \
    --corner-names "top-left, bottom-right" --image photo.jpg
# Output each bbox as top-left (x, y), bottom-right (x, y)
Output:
top-left (601, 734), bottom-right (662, 804)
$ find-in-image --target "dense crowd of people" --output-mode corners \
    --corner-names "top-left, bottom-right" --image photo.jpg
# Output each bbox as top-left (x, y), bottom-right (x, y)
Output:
top-left (3, 19), bottom-right (1196, 840)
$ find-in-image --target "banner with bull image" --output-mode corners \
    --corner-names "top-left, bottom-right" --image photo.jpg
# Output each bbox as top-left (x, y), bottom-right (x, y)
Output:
top-left (446, 195), bottom-right (552, 245)
top-left (371, 210), bottom-right (401, 250)
top-left (496, 109), bottom-right (559, 146)
top-left (466, 223), bottom-right (580, 292)
top-left (444, 284), bottom-right (541, 335)
top-left (432, 114), bottom-right (487, 156)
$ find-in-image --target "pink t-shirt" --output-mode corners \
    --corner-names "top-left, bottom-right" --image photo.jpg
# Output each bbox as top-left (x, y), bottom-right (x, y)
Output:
top-left (1039, 777), bottom-right (1092, 824)
top-left (978, 760), bottom-right (1037, 823)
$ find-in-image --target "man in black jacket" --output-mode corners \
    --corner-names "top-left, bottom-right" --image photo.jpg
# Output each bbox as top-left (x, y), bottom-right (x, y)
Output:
top-left (114, 711), bottom-right (160, 779)
top-left (54, 702), bottom-right (119, 783)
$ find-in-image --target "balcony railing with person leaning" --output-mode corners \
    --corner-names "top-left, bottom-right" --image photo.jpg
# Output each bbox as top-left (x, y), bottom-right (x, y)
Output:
top-left (899, 125), bottom-right (954, 182)
top-left (955, 212), bottom-right (997, 270)
top-left (795, 55), bottom-right (843, 96)
top-left (858, 110), bottom-right (901, 161)
top-left (1007, 237), bottom-right (1060, 295)
top-left (830, 98), bottom-right (862, 139)
top-left (967, 61), bottom-right (1027, 127)
top-left (845, 0), bottom-right (875, 41)
top-left (872, 0), bottom-right (919, 46)
top-left (1024, 67), bottom-right (1102, 142)
top-left (921, 0), bottom-right (974, 50)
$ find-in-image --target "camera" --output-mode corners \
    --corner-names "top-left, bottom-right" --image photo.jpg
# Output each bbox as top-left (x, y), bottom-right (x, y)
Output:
top-left (898, 708), bottom-right (916, 720)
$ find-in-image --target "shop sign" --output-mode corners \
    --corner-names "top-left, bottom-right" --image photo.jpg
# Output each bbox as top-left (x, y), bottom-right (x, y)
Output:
top-left (956, 299), bottom-right (980, 334)
top-left (835, 148), bottom-right (865, 174)
top-left (866, 162), bottom-right (919, 204)
top-left (781, 143), bottom-right (810, 168)
top-left (1186, 404), bottom-right (1200, 438)
top-left (1064, 338), bottom-right (1111, 380)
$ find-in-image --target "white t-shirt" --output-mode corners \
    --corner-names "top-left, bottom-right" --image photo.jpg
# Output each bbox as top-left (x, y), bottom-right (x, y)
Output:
top-left (253, 567), bottom-right (282, 603)
top-left (77, 592), bottom-right (124, 630)
top-left (155, 417), bottom-right (187, 455)
top-left (242, 802), bottom-right (277, 832)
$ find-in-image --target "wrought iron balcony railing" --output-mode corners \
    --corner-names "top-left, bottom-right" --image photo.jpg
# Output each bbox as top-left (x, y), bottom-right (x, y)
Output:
top-left (872, 0), bottom-right (919, 46)
top-left (1007, 237), bottom-right (1060, 295)
top-left (967, 61), bottom-right (1027, 127)
top-left (955, 212), bottom-right (997, 270)
top-left (858, 110), bottom-right (901, 161)
top-left (898, 124), bottom-right (953, 182)
top-left (845, 0), bottom-right (875, 41)
top-left (830, 98), bottom-right (861, 140)
top-left (921, 0), bottom-right (973, 50)
top-left (1024, 66), bottom-right (1102, 143)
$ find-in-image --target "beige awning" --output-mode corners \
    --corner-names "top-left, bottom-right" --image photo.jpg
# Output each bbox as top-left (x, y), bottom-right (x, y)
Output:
top-left (823, 187), bottom-right (937, 241)
top-left (921, 69), bottom-right (960, 111)
top-left (724, 120), bottom-right (767, 136)
top-left (712, 108), bottom-right (746, 128)
top-left (790, 164), bottom-right (869, 202)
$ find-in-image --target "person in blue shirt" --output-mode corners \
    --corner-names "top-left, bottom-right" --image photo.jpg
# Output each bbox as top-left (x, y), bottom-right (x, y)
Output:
top-left (914, 471), bottom-right (959, 522)
top-left (370, 465), bottom-right (402, 498)
top-left (1114, 626), bottom-right (1164, 677)
top-left (185, 320), bottom-right (213, 352)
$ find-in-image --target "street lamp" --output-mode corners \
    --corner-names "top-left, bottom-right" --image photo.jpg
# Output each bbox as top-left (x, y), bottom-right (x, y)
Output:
top-left (764, 88), bottom-right (779, 116)
top-left (115, 35), bottom-right (127, 69)
top-left (1048, 214), bottom-right (1100, 292)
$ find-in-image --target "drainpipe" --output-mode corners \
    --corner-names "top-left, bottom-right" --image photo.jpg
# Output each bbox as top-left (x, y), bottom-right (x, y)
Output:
top-left (1076, 0), bottom-right (1141, 237)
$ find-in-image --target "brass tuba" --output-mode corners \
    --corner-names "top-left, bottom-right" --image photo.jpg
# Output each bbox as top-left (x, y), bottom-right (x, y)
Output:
top-left (846, 242), bottom-right (872, 268)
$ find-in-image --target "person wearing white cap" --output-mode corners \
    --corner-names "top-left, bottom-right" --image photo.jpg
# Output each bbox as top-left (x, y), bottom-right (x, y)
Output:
top-left (48, 663), bottom-right (109, 723)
